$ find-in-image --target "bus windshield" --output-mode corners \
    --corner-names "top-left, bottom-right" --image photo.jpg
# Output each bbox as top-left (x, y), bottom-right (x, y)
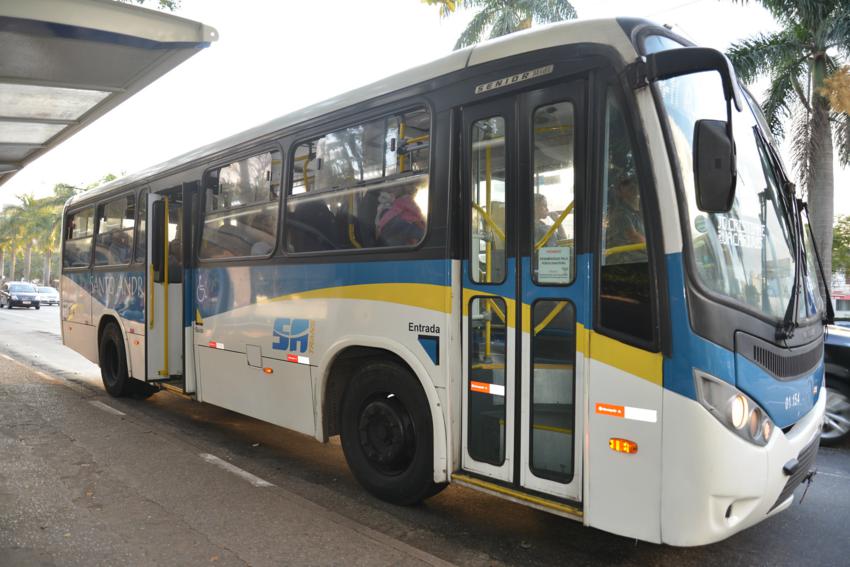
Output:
top-left (655, 69), bottom-right (807, 321)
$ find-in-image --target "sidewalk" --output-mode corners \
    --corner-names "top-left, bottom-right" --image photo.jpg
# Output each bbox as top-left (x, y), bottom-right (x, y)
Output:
top-left (0, 358), bottom-right (455, 567)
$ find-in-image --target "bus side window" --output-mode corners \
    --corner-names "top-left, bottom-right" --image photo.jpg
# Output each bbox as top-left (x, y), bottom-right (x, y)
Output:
top-left (199, 151), bottom-right (282, 260)
top-left (286, 108), bottom-right (430, 253)
top-left (599, 88), bottom-right (653, 343)
top-left (94, 194), bottom-right (135, 266)
top-left (63, 207), bottom-right (95, 268)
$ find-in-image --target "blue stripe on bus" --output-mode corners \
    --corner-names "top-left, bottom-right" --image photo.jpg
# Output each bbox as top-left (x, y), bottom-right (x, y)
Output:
top-left (662, 253), bottom-right (821, 428)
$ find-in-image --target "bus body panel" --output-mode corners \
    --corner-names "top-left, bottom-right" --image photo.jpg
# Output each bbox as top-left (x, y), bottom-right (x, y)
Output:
top-left (660, 385), bottom-right (824, 546)
top-left (584, 338), bottom-right (663, 543)
top-left (61, 272), bottom-right (97, 364)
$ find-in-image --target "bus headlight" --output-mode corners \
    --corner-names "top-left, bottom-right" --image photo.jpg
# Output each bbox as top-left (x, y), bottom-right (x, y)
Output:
top-left (694, 370), bottom-right (774, 446)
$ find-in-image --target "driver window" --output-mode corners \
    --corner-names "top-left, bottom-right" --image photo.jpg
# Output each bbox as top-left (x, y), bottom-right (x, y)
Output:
top-left (599, 88), bottom-right (653, 343)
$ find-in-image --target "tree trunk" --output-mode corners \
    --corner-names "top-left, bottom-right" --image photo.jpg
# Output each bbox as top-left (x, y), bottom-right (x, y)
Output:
top-left (808, 58), bottom-right (835, 292)
top-left (0, 247), bottom-right (5, 279)
top-left (10, 246), bottom-right (17, 280)
top-left (42, 250), bottom-right (51, 286)
top-left (24, 243), bottom-right (33, 282)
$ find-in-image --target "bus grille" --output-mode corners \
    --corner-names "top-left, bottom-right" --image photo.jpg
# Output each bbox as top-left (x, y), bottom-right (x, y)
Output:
top-left (753, 345), bottom-right (822, 379)
top-left (736, 332), bottom-right (822, 381)
top-left (768, 435), bottom-right (820, 512)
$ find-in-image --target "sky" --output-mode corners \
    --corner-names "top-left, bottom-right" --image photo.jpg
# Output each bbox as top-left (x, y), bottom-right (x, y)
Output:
top-left (4, 0), bottom-right (849, 215)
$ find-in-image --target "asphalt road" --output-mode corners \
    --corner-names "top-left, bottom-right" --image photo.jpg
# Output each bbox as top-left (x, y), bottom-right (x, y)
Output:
top-left (1, 306), bottom-right (849, 566)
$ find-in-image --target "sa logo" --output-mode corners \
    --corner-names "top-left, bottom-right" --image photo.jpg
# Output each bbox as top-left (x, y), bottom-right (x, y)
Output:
top-left (272, 318), bottom-right (310, 353)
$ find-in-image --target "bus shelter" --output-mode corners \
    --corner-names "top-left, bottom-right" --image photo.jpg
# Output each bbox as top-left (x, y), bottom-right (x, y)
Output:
top-left (0, 0), bottom-right (217, 187)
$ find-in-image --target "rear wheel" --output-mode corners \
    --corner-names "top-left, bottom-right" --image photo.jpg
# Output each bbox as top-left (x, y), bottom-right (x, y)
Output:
top-left (340, 360), bottom-right (440, 505)
top-left (99, 323), bottom-right (132, 397)
top-left (822, 380), bottom-right (850, 446)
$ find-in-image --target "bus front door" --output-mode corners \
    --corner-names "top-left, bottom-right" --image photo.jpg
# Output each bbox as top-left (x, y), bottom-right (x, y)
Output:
top-left (460, 78), bottom-right (586, 506)
top-left (146, 190), bottom-right (184, 381)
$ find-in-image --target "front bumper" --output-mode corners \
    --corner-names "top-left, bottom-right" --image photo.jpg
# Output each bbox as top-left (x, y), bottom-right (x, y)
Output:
top-left (660, 385), bottom-right (826, 546)
top-left (10, 299), bottom-right (39, 307)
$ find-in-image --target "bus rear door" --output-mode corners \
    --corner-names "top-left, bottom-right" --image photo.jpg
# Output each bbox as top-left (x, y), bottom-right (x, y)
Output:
top-left (146, 190), bottom-right (184, 381)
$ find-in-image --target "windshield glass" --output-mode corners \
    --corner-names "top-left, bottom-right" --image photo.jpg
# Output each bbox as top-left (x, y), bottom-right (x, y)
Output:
top-left (10, 284), bottom-right (36, 293)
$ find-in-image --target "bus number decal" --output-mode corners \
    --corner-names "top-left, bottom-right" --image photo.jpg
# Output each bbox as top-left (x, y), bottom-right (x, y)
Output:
top-left (272, 318), bottom-right (312, 354)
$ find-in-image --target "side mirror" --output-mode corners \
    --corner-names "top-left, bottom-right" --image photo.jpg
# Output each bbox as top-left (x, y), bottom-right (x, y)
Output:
top-left (151, 200), bottom-right (164, 283)
top-left (693, 119), bottom-right (736, 212)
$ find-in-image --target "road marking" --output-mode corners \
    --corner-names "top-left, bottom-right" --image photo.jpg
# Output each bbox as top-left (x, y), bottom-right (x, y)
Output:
top-left (818, 470), bottom-right (850, 481)
top-left (200, 453), bottom-right (275, 487)
top-left (89, 400), bottom-right (126, 416)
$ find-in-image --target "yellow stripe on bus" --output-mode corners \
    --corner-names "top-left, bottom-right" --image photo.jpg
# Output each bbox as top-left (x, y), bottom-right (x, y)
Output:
top-left (266, 283), bottom-right (452, 314)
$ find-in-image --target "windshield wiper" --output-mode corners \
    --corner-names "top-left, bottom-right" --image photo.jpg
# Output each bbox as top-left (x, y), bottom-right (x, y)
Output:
top-left (751, 126), bottom-right (803, 340)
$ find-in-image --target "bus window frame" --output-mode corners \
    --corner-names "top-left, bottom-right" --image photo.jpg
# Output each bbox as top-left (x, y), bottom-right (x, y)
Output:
top-left (133, 187), bottom-right (149, 266)
top-left (92, 190), bottom-right (137, 269)
top-left (283, 101), bottom-right (435, 258)
top-left (591, 72), bottom-right (666, 355)
top-left (62, 204), bottom-right (97, 272)
top-left (197, 143), bottom-right (285, 264)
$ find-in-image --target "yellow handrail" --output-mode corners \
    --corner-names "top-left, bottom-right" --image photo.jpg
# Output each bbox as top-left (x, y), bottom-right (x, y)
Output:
top-left (604, 242), bottom-right (646, 257)
top-left (534, 301), bottom-right (567, 336)
top-left (347, 193), bottom-right (362, 248)
top-left (159, 197), bottom-right (170, 378)
top-left (534, 201), bottom-right (574, 251)
top-left (471, 202), bottom-right (506, 242)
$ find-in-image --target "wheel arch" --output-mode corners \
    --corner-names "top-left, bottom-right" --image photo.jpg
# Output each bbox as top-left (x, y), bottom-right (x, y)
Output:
top-left (317, 336), bottom-right (448, 483)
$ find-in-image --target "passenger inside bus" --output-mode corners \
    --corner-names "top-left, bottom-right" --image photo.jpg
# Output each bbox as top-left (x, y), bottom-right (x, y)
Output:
top-left (375, 185), bottom-right (426, 246)
top-left (533, 193), bottom-right (567, 247)
top-left (605, 174), bottom-right (646, 264)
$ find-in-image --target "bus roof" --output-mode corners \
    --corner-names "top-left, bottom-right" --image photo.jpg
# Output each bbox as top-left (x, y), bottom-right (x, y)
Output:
top-left (67, 17), bottom-right (645, 208)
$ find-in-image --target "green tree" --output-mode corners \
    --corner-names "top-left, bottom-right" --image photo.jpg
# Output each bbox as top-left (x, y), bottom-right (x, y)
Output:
top-left (727, 0), bottom-right (850, 290)
top-left (834, 215), bottom-right (850, 280)
top-left (424, 0), bottom-right (577, 50)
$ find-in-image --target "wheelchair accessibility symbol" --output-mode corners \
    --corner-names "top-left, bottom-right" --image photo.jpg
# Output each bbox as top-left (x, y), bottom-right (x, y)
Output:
top-left (272, 318), bottom-right (312, 353)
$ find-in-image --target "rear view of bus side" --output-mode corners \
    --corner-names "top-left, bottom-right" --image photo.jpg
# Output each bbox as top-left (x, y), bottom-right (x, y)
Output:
top-left (61, 18), bottom-right (827, 546)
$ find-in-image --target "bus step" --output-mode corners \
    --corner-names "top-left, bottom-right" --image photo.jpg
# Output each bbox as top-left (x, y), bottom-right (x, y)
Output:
top-left (451, 472), bottom-right (582, 520)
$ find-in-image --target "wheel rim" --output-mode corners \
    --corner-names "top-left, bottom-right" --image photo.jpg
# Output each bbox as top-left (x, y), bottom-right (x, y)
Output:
top-left (823, 389), bottom-right (850, 441)
top-left (357, 395), bottom-right (416, 475)
top-left (102, 338), bottom-right (120, 386)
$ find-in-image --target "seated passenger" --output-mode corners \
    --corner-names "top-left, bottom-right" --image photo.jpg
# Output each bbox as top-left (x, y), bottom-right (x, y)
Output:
top-left (249, 212), bottom-right (276, 256)
top-left (375, 186), bottom-right (426, 246)
top-left (605, 175), bottom-right (646, 264)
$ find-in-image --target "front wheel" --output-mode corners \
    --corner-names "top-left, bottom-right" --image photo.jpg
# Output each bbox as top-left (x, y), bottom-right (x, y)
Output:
top-left (340, 360), bottom-right (440, 505)
top-left (822, 380), bottom-right (850, 446)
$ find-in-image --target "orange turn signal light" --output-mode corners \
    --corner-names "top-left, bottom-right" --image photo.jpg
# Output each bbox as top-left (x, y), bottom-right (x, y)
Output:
top-left (263, 367), bottom-right (274, 374)
top-left (609, 438), bottom-right (638, 454)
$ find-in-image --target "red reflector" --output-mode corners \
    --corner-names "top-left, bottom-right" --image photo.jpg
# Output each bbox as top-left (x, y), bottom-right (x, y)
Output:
top-left (609, 438), bottom-right (638, 454)
top-left (286, 354), bottom-right (298, 363)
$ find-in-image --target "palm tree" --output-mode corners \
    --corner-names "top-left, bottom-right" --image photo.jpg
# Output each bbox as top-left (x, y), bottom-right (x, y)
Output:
top-left (424, 0), bottom-right (578, 50)
top-left (727, 0), bottom-right (850, 289)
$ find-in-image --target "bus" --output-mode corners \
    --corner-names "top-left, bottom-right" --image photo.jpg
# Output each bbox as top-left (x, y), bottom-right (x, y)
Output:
top-left (60, 18), bottom-right (828, 546)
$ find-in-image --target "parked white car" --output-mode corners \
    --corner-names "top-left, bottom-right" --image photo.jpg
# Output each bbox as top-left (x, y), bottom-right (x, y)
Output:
top-left (37, 286), bottom-right (60, 306)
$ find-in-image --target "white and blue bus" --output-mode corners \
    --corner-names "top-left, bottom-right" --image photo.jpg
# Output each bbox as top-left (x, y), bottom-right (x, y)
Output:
top-left (61, 18), bottom-right (828, 546)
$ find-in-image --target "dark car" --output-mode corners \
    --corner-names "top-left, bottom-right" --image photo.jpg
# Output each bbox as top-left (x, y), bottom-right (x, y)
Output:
top-left (823, 324), bottom-right (850, 445)
top-left (0, 281), bottom-right (40, 310)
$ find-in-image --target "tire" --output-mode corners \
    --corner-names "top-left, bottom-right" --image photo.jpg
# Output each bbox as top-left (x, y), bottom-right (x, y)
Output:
top-left (35, 305), bottom-right (40, 310)
top-left (340, 360), bottom-right (437, 505)
top-left (99, 322), bottom-right (132, 397)
top-left (822, 380), bottom-right (850, 446)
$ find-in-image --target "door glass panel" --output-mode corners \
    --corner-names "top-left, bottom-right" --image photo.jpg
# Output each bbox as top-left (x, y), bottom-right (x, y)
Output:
top-left (600, 89), bottom-right (652, 342)
top-left (468, 296), bottom-right (507, 465)
top-left (532, 102), bottom-right (575, 285)
top-left (530, 300), bottom-right (575, 483)
top-left (470, 117), bottom-right (507, 284)
top-left (166, 195), bottom-right (183, 284)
